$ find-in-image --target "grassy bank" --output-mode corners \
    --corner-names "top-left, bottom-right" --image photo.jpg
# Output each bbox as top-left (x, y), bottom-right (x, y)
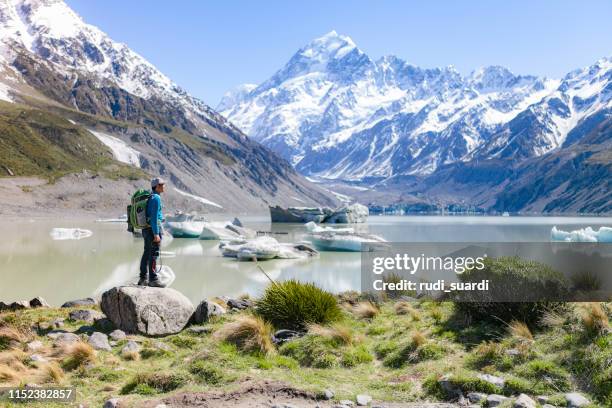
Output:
top-left (0, 289), bottom-right (609, 407)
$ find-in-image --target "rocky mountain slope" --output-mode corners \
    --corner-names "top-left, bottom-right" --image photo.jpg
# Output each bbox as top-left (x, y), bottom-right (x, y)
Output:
top-left (0, 0), bottom-right (337, 215)
top-left (220, 31), bottom-right (611, 213)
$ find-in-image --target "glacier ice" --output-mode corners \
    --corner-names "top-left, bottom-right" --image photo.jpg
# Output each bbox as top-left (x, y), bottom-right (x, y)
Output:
top-left (550, 226), bottom-right (612, 243)
top-left (50, 228), bottom-right (93, 241)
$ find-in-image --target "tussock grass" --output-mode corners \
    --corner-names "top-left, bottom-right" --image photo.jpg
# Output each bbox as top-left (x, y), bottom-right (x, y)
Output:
top-left (121, 372), bottom-right (187, 394)
top-left (189, 360), bottom-right (225, 384)
top-left (394, 301), bottom-right (421, 321)
top-left (215, 315), bottom-right (274, 355)
top-left (0, 326), bottom-right (27, 350)
top-left (580, 303), bottom-right (609, 335)
top-left (60, 342), bottom-right (96, 371)
top-left (0, 349), bottom-right (29, 371)
top-left (121, 350), bottom-right (140, 361)
top-left (353, 301), bottom-right (379, 319)
top-left (540, 310), bottom-right (567, 328)
top-left (308, 323), bottom-right (355, 346)
top-left (0, 365), bottom-right (20, 384)
top-left (508, 321), bottom-right (533, 342)
top-left (256, 280), bottom-right (342, 330)
top-left (38, 362), bottom-right (64, 384)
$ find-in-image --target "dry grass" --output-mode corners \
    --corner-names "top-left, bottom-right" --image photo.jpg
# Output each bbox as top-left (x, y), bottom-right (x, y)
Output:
top-left (508, 321), bottom-right (533, 342)
top-left (121, 350), bottom-right (140, 361)
top-left (308, 324), bottom-right (355, 345)
top-left (580, 303), bottom-right (609, 334)
top-left (0, 349), bottom-right (29, 372)
top-left (0, 365), bottom-right (20, 384)
top-left (394, 301), bottom-right (421, 322)
top-left (540, 310), bottom-right (566, 328)
top-left (429, 306), bottom-right (444, 323)
top-left (410, 330), bottom-right (427, 348)
top-left (0, 325), bottom-right (26, 349)
top-left (60, 342), bottom-right (96, 370)
top-left (215, 315), bottom-right (275, 355)
top-left (353, 301), bottom-right (379, 319)
top-left (37, 362), bottom-right (64, 384)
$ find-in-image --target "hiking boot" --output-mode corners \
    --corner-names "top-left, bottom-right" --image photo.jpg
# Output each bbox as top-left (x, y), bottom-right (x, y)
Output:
top-left (148, 279), bottom-right (164, 288)
top-left (137, 278), bottom-right (148, 286)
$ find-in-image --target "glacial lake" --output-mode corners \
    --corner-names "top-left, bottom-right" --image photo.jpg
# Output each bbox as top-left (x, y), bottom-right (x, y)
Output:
top-left (2, 215), bottom-right (612, 306)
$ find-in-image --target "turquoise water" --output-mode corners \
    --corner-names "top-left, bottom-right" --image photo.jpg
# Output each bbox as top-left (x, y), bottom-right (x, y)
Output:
top-left (1, 215), bottom-right (611, 306)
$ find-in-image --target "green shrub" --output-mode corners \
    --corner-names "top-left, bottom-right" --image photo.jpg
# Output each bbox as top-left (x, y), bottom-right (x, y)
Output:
top-left (466, 341), bottom-right (513, 371)
top-left (256, 280), bottom-right (342, 330)
top-left (514, 360), bottom-right (570, 391)
top-left (189, 360), bottom-right (225, 384)
top-left (170, 335), bottom-right (198, 349)
top-left (454, 257), bottom-right (570, 325)
top-left (279, 334), bottom-right (370, 368)
top-left (121, 372), bottom-right (187, 394)
top-left (341, 345), bottom-right (373, 367)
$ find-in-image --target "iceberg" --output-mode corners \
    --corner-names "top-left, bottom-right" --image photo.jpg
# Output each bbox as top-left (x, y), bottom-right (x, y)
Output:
top-left (219, 236), bottom-right (318, 261)
top-left (199, 219), bottom-right (256, 240)
top-left (551, 226), bottom-right (612, 243)
top-left (50, 228), bottom-right (93, 241)
top-left (164, 212), bottom-right (206, 238)
top-left (307, 231), bottom-right (387, 252)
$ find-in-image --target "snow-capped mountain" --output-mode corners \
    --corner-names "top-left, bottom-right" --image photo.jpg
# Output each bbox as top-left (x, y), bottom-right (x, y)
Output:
top-left (219, 31), bottom-right (611, 182)
top-left (0, 0), bottom-right (337, 212)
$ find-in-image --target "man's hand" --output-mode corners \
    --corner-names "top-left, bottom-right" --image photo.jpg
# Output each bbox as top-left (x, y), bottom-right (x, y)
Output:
top-left (153, 234), bottom-right (161, 243)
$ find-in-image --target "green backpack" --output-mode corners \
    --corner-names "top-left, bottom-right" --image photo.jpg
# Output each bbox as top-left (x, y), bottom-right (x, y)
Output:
top-left (128, 189), bottom-right (152, 230)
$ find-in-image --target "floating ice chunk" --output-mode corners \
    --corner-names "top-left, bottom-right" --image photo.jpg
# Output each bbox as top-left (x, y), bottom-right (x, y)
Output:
top-left (220, 236), bottom-right (318, 260)
top-left (304, 221), bottom-right (354, 234)
top-left (551, 226), bottom-right (612, 242)
top-left (50, 228), bottom-right (93, 240)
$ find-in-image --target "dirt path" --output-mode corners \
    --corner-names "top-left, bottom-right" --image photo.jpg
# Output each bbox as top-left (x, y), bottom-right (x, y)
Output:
top-left (139, 381), bottom-right (461, 408)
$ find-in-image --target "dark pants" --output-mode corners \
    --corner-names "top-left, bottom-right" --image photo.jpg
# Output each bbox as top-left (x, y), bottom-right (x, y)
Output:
top-left (140, 228), bottom-right (161, 280)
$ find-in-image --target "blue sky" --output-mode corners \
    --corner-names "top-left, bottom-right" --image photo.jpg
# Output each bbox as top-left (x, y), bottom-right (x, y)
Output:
top-left (67, 0), bottom-right (612, 106)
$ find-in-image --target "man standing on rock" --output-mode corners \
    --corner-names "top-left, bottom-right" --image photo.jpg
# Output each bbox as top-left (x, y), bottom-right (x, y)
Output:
top-left (139, 177), bottom-right (165, 287)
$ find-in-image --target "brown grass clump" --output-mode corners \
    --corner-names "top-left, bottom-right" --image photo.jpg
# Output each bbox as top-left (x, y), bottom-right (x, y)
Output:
top-left (353, 301), bottom-right (379, 319)
top-left (0, 365), bottom-right (20, 385)
top-left (508, 321), bottom-right (533, 342)
top-left (394, 301), bottom-right (417, 317)
top-left (60, 342), bottom-right (96, 370)
top-left (215, 315), bottom-right (274, 355)
top-left (410, 330), bottom-right (427, 348)
top-left (38, 362), bottom-right (64, 384)
top-left (121, 350), bottom-right (140, 361)
top-left (0, 326), bottom-right (26, 350)
top-left (308, 324), bottom-right (355, 345)
top-left (540, 310), bottom-right (566, 328)
top-left (580, 303), bottom-right (609, 335)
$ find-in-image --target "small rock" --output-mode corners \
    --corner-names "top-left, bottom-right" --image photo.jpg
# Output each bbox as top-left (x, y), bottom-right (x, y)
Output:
top-left (8, 300), bottom-right (30, 311)
top-left (152, 341), bottom-right (171, 351)
top-left (340, 401), bottom-right (355, 407)
top-left (188, 325), bottom-right (212, 334)
top-left (467, 392), bottom-right (487, 403)
top-left (192, 300), bottom-right (226, 324)
top-left (486, 394), bottom-right (510, 407)
top-left (26, 340), bottom-right (43, 352)
top-left (505, 348), bottom-right (520, 356)
top-left (93, 317), bottom-right (115, 332)
top-left (48, 332), bottom-right (80, 345)
top-left (232, 217), bottom-right (243, 227)
top-left (109, 329), bottom-right (127, 341)
top-left (227, 298), bottom-right (253, 310)
top-left (88, 332), bottom-right (111, 351)
top-left (272, 329), bottom-right (303, 345)
top-left (30, 354), bottom-right (47, 363)
top-left (62, 297), bottom-right (96, 308)
top-left (541, 405), bottom-right (556, 408)
top-left (565, 393), bottom-right (590, 408)
top-left (514, 393), bottom-right (536, 408)
top-left (29, 297), bottom-right (49, 308)
top-left (69, 309), bottom-right (104, 323)
top-left (154, 405), bottom-right (167, 408)
top-left (103, 398), bottom-right (119, 408)
top-left (438, 374), bottom-right (462, 397)
top-left (356, 394), bottom-right (372, 406)
top-left (537, 396), bottom-right (549, 404)
top-left (51, 318), bottom-right (64, 329)
top-left (121, 340), bottom-right (140, 354)
top-left (322, 389), bottom-right (335, 400)
top-left (478, 373), bottom-right (505, 387)
top-left (109, 340), bottom-right (117, 347)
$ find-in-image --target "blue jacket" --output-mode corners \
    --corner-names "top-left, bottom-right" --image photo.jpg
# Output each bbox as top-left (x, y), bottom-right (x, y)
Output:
top-left (146, 192), bottom-right (164, 235)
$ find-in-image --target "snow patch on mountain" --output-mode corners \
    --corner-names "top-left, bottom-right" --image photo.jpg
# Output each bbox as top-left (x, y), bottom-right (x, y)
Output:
top-left (89, 130), bottom-right (141, 167)
top-left (173, 187), bottom-right (223, 209)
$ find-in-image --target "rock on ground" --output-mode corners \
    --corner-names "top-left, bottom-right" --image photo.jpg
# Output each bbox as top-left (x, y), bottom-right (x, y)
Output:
top-left (62, 297), bottom-right (97, 308)
top-left (514, 394), bottom-right (536, 408)
top-left (101, 286), bottom-right (194, 336)
top-left (88, 332), bottom-right (111, 351)
top-left (356, 394), bottom-right (372, 406)
top-left (486, 394), bottom-right (509, 407)
top-left (122, 340), bottom-right (140, 354)
top-left (109, 329), bottom-right (127, 341)
top-left (565, 393), bottom-right (590, 408)
top-left (191, 300), bottom-right (226, 324)
top-left (478, 373), bottom-right (505, 387)
top-left (48, 331), bottom-right (80, 345)
top-left (69, 309), bottom-right (105, 323)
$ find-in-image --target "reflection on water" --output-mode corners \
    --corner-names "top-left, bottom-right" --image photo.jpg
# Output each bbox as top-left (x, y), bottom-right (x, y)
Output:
top-left (1, 216), bottom-right (611, 306)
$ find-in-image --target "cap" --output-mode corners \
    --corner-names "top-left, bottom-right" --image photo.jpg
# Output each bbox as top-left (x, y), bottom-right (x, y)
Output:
top-left (151, 177), bottom-right (166, 188)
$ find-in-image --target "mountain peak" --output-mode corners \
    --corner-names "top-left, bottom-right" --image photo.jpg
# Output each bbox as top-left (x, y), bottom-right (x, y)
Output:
top-left (300, 30), bottom-right (357, 62)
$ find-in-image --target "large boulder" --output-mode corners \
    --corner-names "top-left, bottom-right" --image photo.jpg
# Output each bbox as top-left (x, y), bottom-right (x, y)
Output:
top-left (101, 286), bottom-right (194, 336)
top-left (324, 203), bottom-right (369, 224)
